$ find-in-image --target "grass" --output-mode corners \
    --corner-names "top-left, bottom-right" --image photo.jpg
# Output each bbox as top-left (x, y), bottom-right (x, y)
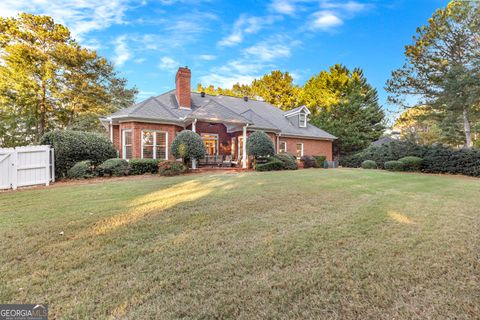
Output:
top-left (0, 169), bottom-right (479, 319)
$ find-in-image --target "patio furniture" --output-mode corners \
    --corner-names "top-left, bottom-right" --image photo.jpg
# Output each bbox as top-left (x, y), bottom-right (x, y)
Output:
top-left (222, 155), bottom-right (233, 167)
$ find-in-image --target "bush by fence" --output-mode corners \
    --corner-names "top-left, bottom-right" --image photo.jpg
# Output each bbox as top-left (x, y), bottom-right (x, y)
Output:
top-left (129, 159), bottom-right (160, 175)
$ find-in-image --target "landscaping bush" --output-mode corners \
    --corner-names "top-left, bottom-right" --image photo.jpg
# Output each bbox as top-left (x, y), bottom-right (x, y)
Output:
top-left (384, 160), bottom-right (404, 171)
top-left (67, 160), bottom-right (96, 179)
top-left (255, 158), bottom-right (284, 171)
top-left (272, 153), bottom-right (298, 170)
top-left (300, 155), bottom-right (317, 168)
top-left (361, 160), bottom-right (377, 169)
top-left (170, 130), bottom-right (206, 164)
top-left (40, 130), bottom-right (117, 178)
top-left (129, 159), bottom-right (159, 175)
top-left (399, 156), bottom-right (423, 171)
top-left (97, 158), bottom-right (129, 176)
top-left (314, 155), bottom-right (326, 168)
top-left (247, 131), bottom-right (275, 158)
top-left (158, 161), bottom-right (187, 176)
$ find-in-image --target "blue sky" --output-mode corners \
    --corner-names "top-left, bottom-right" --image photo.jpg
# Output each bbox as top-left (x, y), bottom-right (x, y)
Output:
top-left (1, 0), bottom-right (448, 119)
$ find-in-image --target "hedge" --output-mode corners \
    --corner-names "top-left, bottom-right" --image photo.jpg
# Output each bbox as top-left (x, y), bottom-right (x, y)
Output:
top-left (300, 155), bottom-right (317, 168)
top-left (67, 160), bottom-right (96, 179)
top-left (158, 161), bottom-right (187, 176)
top-left (272, 153), bottom-right (298, 170)
top-left (97, 158), bottom-right (129, 176)
top-left (361, 160), bottom-right (377, 169)
top-left (129, 159), bottom-right (160, 175)
top-left (314, 155), bottom-right (326, 168)
top-left (399, 156), bottom-right (423, 171)
top-left (170, 130), bottom-right (206, 163)
top-left (255, 158), bottom-right (284, 171)
top-left (340, 140), bottom-right (480, 177)
top-left (247, 131), bottom-right (275, 158)
top-left (384, 160), bottom-right (404, 171)
top-left (40, 130), bottom-right (117, 178)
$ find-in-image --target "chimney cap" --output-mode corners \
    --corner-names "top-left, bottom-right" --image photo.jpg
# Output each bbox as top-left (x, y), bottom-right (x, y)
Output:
top-left (244, 96), bottom-right (248, 102)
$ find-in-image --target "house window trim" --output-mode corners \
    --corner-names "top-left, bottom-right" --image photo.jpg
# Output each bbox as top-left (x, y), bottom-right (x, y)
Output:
top-left (296, 142), bottom-right (304, 159)
top-left (141, 130), bottom-right (169, 160)
top-left (122, 129), bottom-right (132, 160)
top-left (201, 133), bottom-right (219, 156)
top-left (299, 113), bottom-right (307, 128)
top-left (279, 141), bottom-right (287, 153)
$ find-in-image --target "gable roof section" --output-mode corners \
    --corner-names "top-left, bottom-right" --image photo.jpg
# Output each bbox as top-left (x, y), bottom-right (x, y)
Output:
top-left (284, 105), bottom-right (311, 117)
top-left (240, 109), bottom-right (279, 131)
top-left (186, 100), bottom-right (252, 124)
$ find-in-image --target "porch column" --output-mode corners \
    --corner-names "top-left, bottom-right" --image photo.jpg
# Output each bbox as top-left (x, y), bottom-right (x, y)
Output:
top-left (276, 134), bottom-right (280, 153)
top-left (192, 118), bottom-right (197, 169)
top-left (109, 120), bottom-right (113, 142)
top-left (242, 125), bottom-right (247, 169)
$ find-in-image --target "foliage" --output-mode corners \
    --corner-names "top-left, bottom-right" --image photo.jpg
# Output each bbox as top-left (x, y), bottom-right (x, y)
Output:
top-left (246, 131), bottom-right (275, 158)
top-left (308, 65), bottom-right (385, 156)
top-left (255, 158), bottom-right (284, 171)
top-left (40, 130), bottom-right (117, 178)
top-left (128, 159), bottom-right (160, 175)
top-left (384, 160), bottom-right (404, 171)
top-left (158, 161), bottom-right (187, 176)
top-left (97, 158), bottom-right (129, 177)
top-left (300, 155), bottom-right (317, 168)
top-left (272, 153), bottom-right (298, 170)
top-left (0, 13), bottom-right (137, 147)
top-left (67, 160), bottom-right (96, 179)
top-left (170, 130), bottom-right (206, 164)
top-left (398, 156), bottom-right (423, 171)
top-left (361, 160), bottom-right (377, 169)
top-left (314, 155), bottom-right (326, 168)
top-left (394, 105), bottom-right (442, 145)
top-left (386, 2), bottom-right (480, 148)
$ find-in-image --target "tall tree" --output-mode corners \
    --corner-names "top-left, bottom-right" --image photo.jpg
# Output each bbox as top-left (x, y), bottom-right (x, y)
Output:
top-left (0, 13), bottom-right (137, 146)
top-left (308, 67), bottom-right (385, 156)
top-left (386, 1), bottom-right (480, 148)
top-left (250, 70), bottom-right (300, 110)
top-left (393, 105), bottom-right (442, 145)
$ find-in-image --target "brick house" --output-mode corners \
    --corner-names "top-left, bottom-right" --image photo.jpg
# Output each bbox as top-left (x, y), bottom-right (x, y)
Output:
top-left (100, 67), bottom-right (336, 168)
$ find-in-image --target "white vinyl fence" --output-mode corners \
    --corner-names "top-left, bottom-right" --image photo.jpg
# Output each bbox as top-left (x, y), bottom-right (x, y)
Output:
top-left (0, 145), bottom-right (54, 190)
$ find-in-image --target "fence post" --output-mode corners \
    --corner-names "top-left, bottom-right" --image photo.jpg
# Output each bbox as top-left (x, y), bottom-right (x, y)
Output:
top-left (50, 148), bottom-right (55, 183)
top-left (11, 149), bottom-right (17, 190)
top-left (44, 147), bottom-right (50, 186)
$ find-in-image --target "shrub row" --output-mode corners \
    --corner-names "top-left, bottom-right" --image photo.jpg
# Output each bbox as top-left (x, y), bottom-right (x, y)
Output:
top-left (255, 153), bottom-right (298, 171)
top-left (341, 140), bottom-right (480, 177)
top-left (301, 155), bottom-right (326, 168)
top-left (67, 158), bottom-right (186, 179)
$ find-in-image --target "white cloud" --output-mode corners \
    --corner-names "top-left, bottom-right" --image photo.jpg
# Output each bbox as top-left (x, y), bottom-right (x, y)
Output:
top-left (199, 73), bottom-right (258, 88)
top-left (244, 43), bottom-right (291, 61)
top-left (113, 35), bottom-right (131, 67)
top-left (158, 56), bottom-right (179, 72)
top-left (0, 0), bottom-right (136, 42)
top-left (218, 14), bottom-right (278, 47)
top-left (309, 11), bottom-right (343, 30)
top-left (320, 1), bottom-right (368, 13)
top-left (270, 0), bottom-right (296, 15)
top-left (198, 55), bottom-right (217, 61)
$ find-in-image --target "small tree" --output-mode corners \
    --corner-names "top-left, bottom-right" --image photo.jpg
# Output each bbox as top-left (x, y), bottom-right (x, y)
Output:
top-left (246, 131), bottom-right (275, 160)
top-left (170, 130), bottom-right (205, 165)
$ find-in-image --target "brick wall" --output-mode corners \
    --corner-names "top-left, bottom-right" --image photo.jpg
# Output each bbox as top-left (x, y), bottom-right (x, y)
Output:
top-left (279, 137), bottom-right (333, 161)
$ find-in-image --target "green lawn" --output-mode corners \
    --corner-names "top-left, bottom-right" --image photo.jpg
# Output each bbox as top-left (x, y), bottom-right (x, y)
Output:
top-left (0, 169), bottom-right (479, 319)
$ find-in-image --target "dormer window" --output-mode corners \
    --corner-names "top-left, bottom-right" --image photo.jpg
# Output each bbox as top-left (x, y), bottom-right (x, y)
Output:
top-left (299, 113), bottom-right (307, 127)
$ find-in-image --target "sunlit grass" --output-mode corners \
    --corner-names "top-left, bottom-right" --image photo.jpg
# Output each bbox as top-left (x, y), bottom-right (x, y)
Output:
top-left (0, 169), bottom-right (479, 319)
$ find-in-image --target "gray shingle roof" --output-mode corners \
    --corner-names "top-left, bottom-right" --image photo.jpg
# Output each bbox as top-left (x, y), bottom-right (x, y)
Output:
top-left (106, 90), bottom-right (336, 140)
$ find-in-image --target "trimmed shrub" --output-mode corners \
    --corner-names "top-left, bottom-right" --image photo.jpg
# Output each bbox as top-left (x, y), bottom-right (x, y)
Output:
top-left (97, 158), bottom-right (129, 176)
top-left (171, 130), bottom-right (206, 164)
top-left (255, 158), bottom-right (284, 171)
top-left (158, 161), bottom-right (187, 176)
top-left (314, 155), bottom-right (326, 168)
top-left (67, 160), bottom-right (96, 179)
top-left (384, 160), bottom-right (404, 171)
top-left (247, 131), bottom-right (275, 158)
top-left (129, 159), bottom-right (159, 175)
top-left (361, 160), bottom-right (377, 169)
top-left (399, 156), bottom-right (423, 171)
top-left (272, 153), bottom-right (298, 170)
top-left (300, 155), bottom-right (316, 168)
top-left (40, 130), bottom-right (117, 178)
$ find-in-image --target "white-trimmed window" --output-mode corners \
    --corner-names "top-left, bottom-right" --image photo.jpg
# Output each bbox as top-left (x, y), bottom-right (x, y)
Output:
top-left (202, 133), bottom-right (219, 156)
top-left (279, 141), bottom-right (287, 153)
top-left (296, 143), bottom-right (304, 158)
top-left (122, 129), bottom-right (132, 160)
top-left (299, 113), bottom-right (307, 127)
top-left (141, 130), bottom-right (168, 160)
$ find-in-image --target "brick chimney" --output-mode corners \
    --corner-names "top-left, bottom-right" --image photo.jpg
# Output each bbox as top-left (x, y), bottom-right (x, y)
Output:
top-left (175, 66), bottom-right (191, 109)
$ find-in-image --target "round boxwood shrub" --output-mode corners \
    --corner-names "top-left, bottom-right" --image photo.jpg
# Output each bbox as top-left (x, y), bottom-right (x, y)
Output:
top-left (300, 155), bottom-right (317, 168)
top-left (399, 156), bottom-right (423, 171)
top-left (67, 160), bottom-right (96, 179)
top-left (384, 160), bottom-right (404, 171)
top-left (361, 160), bottom-right (377, 169)
top-left (129, 159), bottom-right (160, 175)
top-left (170, 130), bottom-right (206, 164)
top-left (273, 153), bottom-right (298, 170)
top-left (247, 131), bottom-right (275, 158)
top-left (314, 155), bottom-right (326, 168)
top-left (158, 161), bottom-right (187, 176)
top-left (97, 158), bottom-right (129, 176)
top-left (255, 158), bottom-right (284, 171)
top-left (40, 130), bottom-right (117, 178)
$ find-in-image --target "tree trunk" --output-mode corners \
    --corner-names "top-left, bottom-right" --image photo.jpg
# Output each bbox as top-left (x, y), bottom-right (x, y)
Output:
top-left (462, 107), bottom-right (472, 149)
top-left (38, 81), bottom-right (47, 141)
